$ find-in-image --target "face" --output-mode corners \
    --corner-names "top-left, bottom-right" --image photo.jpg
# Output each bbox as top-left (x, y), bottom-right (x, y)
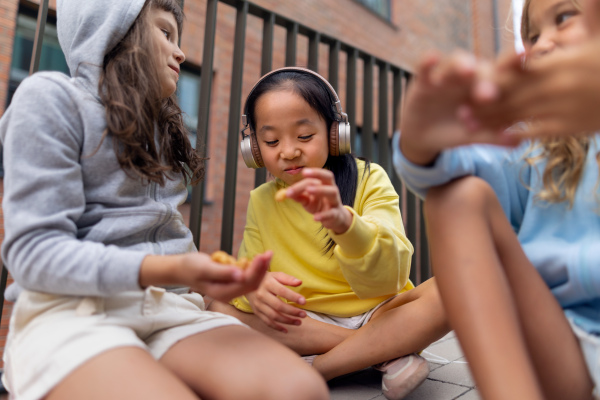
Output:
top-left (253, 89), bottom-right (330, 186)
top-left (524, 0), bottom-right (586, 60)
top-left (149, 7), bottom-right (186, 98)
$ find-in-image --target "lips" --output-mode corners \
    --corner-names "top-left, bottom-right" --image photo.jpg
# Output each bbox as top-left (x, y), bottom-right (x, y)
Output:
top-left (169, 65), bottom-right (180, 75)
top-left (284, 166), bottom-right (303, 175)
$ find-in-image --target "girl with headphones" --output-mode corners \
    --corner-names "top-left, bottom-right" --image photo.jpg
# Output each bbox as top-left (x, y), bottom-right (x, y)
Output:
top-left (209, 67), bottom-right (449, 400)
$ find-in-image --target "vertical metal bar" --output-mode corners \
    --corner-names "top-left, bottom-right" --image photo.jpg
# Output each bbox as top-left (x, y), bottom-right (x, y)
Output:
top-left (378, 62), bottom-right (390, 173)
top-left (420, 200), bottom-right (431, 280)
top-left (346, 49), bottom-right (357, 152)
top-left (0, 266), bottom-right (7, 324)
top-left (406, 191), bottom-right (419, 284)
top-left (29, 0), bottom-right (49, 75)
top-left (307, 31), bottom-right (320, 72)
top-left (362, 56), bottom-right (374, 160)
top-left (390, 68), bottom-right (403, 199)
top-left (221, 0), bottom-right (248, 253)
top-left (328, 41), bottom-right (340, 92)
top-left (190, 0), bottom-right (218, 249)
top-left (285, 22), bottom-right (298, 66)
top-left (254, 12), bottom-right (275, 188)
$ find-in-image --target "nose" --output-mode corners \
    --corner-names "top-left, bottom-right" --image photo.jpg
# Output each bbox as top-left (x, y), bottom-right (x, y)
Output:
top-left (174, 45), bottom-right (186, 64)
top-left (530, 33), bottom-right (556, 58)
top-left (280, 143), bottom-right (300, 160)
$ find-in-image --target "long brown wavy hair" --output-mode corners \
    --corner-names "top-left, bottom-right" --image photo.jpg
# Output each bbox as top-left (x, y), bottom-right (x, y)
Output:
top-left (521, 0), bottom-right (599, 207)
top-left (98, 0), bottom-right (204, 186)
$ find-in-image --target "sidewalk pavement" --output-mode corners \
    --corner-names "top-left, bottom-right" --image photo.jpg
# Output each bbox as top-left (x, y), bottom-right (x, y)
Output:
top-left (328, 331), bottom-right (481, 400)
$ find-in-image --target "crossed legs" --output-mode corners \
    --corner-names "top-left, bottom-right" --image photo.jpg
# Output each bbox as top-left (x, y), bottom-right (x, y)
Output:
top-left (210, 278), bottom-right (449, 381)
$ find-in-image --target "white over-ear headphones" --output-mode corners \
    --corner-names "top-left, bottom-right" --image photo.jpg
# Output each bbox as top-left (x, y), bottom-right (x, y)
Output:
top-left (240, 67), bottom-right (351, 169)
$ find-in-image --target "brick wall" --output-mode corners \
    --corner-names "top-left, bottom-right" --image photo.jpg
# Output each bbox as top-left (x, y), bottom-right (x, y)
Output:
top-left (0, 0), bottom-right (514, 368)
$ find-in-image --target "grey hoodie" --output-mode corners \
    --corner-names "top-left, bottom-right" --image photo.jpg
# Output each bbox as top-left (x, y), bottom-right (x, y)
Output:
top-left (0, 0), bottom-right (195, 301)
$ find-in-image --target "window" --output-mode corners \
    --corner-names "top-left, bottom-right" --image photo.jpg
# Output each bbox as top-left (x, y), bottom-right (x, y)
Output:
top-left (354, 0), bottom-right (391, 21)
top-left (7, 9), bottom-right (69, 106)
top-left (176, 65), bottom-right (202, 202)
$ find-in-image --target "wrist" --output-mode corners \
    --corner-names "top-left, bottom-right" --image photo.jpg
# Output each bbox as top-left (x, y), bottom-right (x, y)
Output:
top-left (139, 254), bottom-right (183, 288)
top-left (399, 133), bottom-right (439, 166)
top-left (332, 206), bottom-right (353, 235)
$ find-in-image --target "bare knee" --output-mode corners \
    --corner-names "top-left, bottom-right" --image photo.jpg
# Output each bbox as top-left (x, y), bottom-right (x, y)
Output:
top-left (425, 176), bottom-right (496, 221)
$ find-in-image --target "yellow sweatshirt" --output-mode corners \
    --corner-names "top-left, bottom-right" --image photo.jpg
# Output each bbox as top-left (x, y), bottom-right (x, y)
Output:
top-left (232, 159), bottom-right (414, 317)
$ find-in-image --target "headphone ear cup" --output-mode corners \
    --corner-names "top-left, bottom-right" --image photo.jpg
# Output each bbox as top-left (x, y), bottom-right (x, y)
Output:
top-left (240, 133), bottom-right (264, 169)
top-left (329, 121), bottom-right (340, 157)
top-left (250, 134), bottom-right (264, 168)
top-left (338, 121), bottom-right (351, 156)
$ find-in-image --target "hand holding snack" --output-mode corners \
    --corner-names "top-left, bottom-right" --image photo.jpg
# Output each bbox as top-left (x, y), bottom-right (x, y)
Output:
top-left (283, 168), bottom-right (353, 234)
top-left (211, 250), bottom-right (251, 269)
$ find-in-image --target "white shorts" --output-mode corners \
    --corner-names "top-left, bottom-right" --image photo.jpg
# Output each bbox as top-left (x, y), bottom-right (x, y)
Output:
top-left (2, 286), bottom-right (245, 400)
top-left (305, 295), bottom-right (396, 330)
top-left (570, 319), bottom-right (600, 400)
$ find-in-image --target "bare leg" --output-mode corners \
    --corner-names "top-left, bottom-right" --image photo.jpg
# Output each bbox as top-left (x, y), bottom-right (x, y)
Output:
top-left (209, 300), bottom-right (354, 355)
top-left (46, 347), bottom-right (199, 400)
top-left (160, 325), bottom-right (329, 400)
top-left (211, 280), bottom-right (449, 381)
top-left (312, 278), bottom-right (449, 380)
top-left (425, 177), bottom-right (593, 400)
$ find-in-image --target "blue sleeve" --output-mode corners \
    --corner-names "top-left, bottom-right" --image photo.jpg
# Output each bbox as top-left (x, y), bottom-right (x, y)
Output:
top-left (0, 75), bottom-right (145, 298)
top-left (392, 131), bottom-right (530, 233)
top-left (550, 242), bottom-right (600, 307)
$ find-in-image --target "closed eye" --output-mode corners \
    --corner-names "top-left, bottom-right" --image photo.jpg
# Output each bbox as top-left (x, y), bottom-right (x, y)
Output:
top-left (264, 140), bottom-right (278, 146)
top-left (299, 134), bottom-right (315, 141)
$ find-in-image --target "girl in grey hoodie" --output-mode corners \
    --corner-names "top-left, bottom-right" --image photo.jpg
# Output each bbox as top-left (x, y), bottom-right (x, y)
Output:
top-left (0, 1), bottom-right (328, 399)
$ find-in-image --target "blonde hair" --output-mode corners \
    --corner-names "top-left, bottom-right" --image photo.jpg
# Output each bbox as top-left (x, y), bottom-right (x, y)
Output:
top-left (520, 0), bottom-right (598, 207)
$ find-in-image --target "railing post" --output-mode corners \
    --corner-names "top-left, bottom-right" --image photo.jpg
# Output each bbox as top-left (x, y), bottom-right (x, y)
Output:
top-left (346, 48), bottom-right (357, 153)
top-left (307, 31), bottom-right (320, 72)
top-left (190, 0), bottom-right (219, 249)
top-left (220, 0), bottom-right (248, 253)
top-left (253, 12), bottom-right (275, 189)
top-left (362, 56), bottom-right (374, 160)
top-left (378, 62), bottom-right (390, 173)
top-left (29, 0), bottom-right (49, 75)
top-left (328, 40), bottom-right (340, 92)
top-left (285, 22), bottom-right (298, 66)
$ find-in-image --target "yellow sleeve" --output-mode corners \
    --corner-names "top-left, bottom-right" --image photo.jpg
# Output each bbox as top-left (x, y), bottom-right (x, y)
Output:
top-left (328, 163), bottom-right (414, 299)
top-left (231, 192), bottom-right (264, 313)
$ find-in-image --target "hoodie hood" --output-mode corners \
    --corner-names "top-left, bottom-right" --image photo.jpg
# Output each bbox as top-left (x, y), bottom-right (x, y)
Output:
top-left (57, 0), bottom-right (147, 98)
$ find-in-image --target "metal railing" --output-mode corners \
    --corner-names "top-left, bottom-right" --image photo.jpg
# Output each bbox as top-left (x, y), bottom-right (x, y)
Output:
top-left (189, 0), bottom-right (431, 284)
top-left (1, 0), bottom-right (432, 326)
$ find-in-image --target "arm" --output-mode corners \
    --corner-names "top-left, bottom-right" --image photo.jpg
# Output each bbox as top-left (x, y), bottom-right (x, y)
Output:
top-left (0, 75), bottom-right (144, 296)
top-left (328, 163), bottom-right (414, 299)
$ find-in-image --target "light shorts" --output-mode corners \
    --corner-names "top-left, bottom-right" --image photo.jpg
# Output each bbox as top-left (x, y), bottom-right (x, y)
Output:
top-left (2, 286), bottom-right (245, 400)
top-left (569, 318), bottom-right (600, 400)
top-left (304, 295), bottom-right (397, 330)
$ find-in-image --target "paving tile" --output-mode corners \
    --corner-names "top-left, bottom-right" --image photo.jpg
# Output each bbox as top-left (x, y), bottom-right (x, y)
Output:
top-left (428, 357), bottom-right (475, 387)
top-left (422, 338), bottom-right (465, 364)
top-left (455, 388), bottom-right (482, 400)
top-left (403, 378), bottom-right (471, 400)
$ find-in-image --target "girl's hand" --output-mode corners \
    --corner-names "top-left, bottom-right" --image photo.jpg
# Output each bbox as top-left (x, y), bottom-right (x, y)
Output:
top-left (284, 168), bottom-right (353, 234)
top-left (140, 251), bottom-right (271, 303)
top-left (246, 271), bottom-right (307, 333)
top-left (400, 51), bottom-right (520, 166)
top-left (466, 0), bottom-right (600, 138)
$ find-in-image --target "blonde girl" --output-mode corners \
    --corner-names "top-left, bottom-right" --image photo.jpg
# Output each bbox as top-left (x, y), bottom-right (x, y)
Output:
top-left (0, 1), bottom-right (328, 399)
top-left (395, 0), bottom-right (600, 399)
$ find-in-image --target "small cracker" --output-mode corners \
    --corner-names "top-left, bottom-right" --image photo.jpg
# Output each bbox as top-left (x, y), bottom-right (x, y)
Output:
top-left (211, 251), bottom-right (250, 270)
top-left (275, 188), bottom-right (287, 202)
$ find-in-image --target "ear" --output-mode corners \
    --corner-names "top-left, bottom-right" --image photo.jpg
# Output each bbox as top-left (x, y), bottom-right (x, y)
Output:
top-left (583, 0), bottom-right (600, 36)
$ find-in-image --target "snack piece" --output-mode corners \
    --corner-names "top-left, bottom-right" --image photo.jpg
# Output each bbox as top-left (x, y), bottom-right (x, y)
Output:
top-left (275, 188), bottom-right (287, 202)
top-left (211, 251), bottom-right (251, 269)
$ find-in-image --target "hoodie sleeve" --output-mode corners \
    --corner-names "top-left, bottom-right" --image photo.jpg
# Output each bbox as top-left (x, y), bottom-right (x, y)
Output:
top-left (0, 75), bottom-right (146, 297)
top-left (328, 163), bottom-right (414, 299)
top-left (392, 131), bottom-right (530, 233)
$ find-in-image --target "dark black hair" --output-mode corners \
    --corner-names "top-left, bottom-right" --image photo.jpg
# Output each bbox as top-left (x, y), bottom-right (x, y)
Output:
top-left (245, 70), bottom-right (371, 254)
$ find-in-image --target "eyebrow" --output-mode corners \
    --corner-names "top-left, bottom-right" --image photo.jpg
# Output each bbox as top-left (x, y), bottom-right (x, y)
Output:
top-left (258, 118), bottom-right (317, 133)
top-left (530, 0), bottom-right (575, 31)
